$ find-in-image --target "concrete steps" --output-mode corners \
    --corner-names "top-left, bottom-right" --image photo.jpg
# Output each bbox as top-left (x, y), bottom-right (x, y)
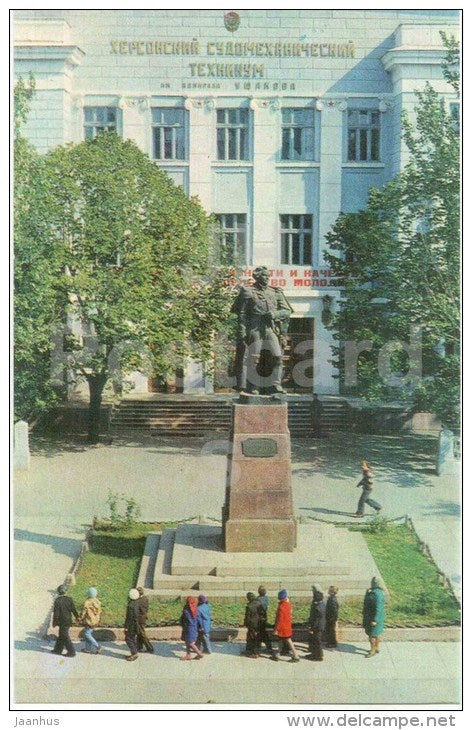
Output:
top-left (318, 398), bottom-right (350, 435)
top-left (110, 397), bottom-right (316, 437)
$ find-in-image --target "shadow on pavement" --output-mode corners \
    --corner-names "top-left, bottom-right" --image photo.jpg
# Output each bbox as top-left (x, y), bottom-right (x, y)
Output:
top-left (13, 529), bottom-right (83, 558)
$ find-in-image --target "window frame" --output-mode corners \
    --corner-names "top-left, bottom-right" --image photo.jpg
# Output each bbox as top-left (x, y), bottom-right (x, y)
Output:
top-left (281, 107), bottom-right (315, 161)
top-left (83, 106), bottom-right (120, 140)
top-left (215, 213), bottom-right (248, 266)
top-left (216, 108), bottom-right (251, 161)
top-left (280, 214), bottom-right (313, 266)
top-left (151, 107), bottom-right (187, 161)
top-left (346, 108), bottom-right (381, 163)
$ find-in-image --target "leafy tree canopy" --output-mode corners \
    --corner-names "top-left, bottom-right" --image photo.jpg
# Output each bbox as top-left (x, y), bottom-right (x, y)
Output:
top-left (325, 70), bottom-right (460, 428)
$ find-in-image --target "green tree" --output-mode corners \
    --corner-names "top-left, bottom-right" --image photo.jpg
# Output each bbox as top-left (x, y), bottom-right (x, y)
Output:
top-left (45, 133), bottom-right (232, 442)
top-left (326, 79), bottom-right (460, 427)
top-left (14, 77), bottom-right (65, 422)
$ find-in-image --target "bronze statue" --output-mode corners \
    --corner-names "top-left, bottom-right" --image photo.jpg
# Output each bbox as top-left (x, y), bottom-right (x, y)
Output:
top-left (231, 266), bottom-right (293, 394)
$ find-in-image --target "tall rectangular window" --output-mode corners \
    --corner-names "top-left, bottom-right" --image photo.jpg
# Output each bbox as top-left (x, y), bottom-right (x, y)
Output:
top-left (280, 214), bottom-right (313, 266)
top-left (216, 108), bottom-right (249, 161)
top-left (281, 108), bottom-right (314, 160)
top-left (216, 214), bottom-right (247, 265)
top-left (152, 108), bottom-right (186, 160)
top-left (347, 109), bottom-right (380, 162)
top-left (84, 107), bottom-right (119, 139)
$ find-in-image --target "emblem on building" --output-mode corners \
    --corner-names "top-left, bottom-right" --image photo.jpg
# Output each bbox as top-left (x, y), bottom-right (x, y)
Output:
top-left (224, 11), bottom-right (240, 33)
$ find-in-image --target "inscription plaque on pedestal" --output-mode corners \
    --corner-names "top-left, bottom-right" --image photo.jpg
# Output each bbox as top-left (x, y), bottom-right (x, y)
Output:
top-left (223, 401), bottom-right (297, 552)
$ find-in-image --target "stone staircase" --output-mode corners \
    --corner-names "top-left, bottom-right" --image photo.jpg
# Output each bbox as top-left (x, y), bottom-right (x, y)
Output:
top-left (110, 395), bottom-right (317, 437)
top-left (136, 522), bottom-right (386, 603)
top-left (317, 396), bottom-right (351, 435)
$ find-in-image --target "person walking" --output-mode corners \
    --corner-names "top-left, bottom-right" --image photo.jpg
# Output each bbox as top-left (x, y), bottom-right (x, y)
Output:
top-left (242, 592), bottom-right (264, 658)
top-left (270, 589), bottom-right (300, 662)
top-left (196, 594), bottom-right (212, 654)
top-left (79, 587), bottom-right (102, 654)
top-left (306, 587), bottom-right (326, 661)
top-left (354, 460), bottom-right (381, 517)
top-left (136, 586), bottom-right (154, 654)
top-left (325, 586), bottom-right (339, 648)
top-left (257, 585), bottom-right (273, 654)
top-left (124, 588), bottom-right (140, 661)
top-left (362, 577), bottom-right (386, 658)
top-left (51, 584), bottom-right (79, 657)
top-left (180, 596), bottom-right (204, 661)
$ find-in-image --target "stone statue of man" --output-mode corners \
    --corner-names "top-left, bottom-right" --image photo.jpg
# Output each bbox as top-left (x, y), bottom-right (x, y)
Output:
top-left (231, 266), bottom-right (293, 394)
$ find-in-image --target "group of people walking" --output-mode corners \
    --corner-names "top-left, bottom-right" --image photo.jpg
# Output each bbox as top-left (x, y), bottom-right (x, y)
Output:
top-left (51, 580), bottom-right (384, 663)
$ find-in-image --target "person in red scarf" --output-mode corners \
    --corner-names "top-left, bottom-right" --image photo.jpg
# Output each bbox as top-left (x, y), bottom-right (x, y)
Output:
top-left (179, 596), bottom-right (204, 660)
top-left (270, 589), bottom-right (300, 662)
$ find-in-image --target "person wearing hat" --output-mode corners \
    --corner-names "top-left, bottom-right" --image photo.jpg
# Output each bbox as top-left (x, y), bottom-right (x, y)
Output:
top-left (196, 594), bottom-right (212, 654)
top-left (124, 588), bottom-right (140, 661)
top-left (305, 587), bottom-right (326, 661)
top-left (51, 584), bottom-right (79, 657)
top-left (270, 589), bottom-right (299, 662)
top-left (256, 585), bottom-right (273, 654)
top-left (325, 586), bottom-right (340, 648)
top-left (231, 265), bottom-right (293, 394)
top-left (136, 587), bottom-right (154, 654)
top-left (79, 587), bottom-right (102, 654)
top-left (180, 596), bottom-right (205, 660)
top-left (242, 592), bottom-right (264, 658)
top-left (354, 460), bottom-right (382, 517)
top-left (362, 577), bottom-right (385, 658)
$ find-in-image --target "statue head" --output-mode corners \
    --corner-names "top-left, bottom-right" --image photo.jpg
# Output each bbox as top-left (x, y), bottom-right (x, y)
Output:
top-left (253, 266), bottom-right (270, 287)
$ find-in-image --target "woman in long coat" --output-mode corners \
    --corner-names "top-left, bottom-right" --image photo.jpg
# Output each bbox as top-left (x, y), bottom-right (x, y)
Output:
top-left (306, 588), bottom-right (326, 661)
top-left (180, 596), bottom-right (204, 660)
top-left (270, 589), bottom-right (300, 662)
top-left (362, 577), bottom-right (385, 657)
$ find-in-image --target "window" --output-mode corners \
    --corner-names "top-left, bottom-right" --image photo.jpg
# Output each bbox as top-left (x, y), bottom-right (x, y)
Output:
top-left (152, 108), bottom-right (186, 160)
top-left (84, 107), bottom-right (118, 139)
top-left (216, 108), bottom-right (249, 161)
top-left (280, 214), bottom-right (313, 266)
top-left (281, 108), bottom-right (314, 160)
top-left (347, 109), bottom-right (380, 162)
top-left (216, 214), bottom-right (247, 265)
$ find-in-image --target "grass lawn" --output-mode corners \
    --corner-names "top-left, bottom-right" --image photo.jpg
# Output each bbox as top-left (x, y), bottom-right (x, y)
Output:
top-left (68, 522), bottom-right (460, 628)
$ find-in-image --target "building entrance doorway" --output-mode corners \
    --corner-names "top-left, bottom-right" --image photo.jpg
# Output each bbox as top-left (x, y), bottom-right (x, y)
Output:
top-left (282, 317), bottom-right (314, 392)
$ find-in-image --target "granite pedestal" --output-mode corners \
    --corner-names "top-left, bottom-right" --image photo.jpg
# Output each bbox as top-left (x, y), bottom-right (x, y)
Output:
top-left (222, 399), bottom-right (297, 552)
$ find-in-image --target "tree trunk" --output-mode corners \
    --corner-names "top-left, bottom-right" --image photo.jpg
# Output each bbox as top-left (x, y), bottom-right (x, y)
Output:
top-left (86, 373), bottom-right (107, 444)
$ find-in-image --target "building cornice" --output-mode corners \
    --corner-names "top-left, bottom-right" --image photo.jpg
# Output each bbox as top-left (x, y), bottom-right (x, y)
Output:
top-left (381, 46), bottom-right (445, 72)
top-left (14, 45), bottom-right (85, 67)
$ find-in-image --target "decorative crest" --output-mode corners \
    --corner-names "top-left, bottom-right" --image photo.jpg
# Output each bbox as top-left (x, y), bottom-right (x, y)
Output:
top-left (224, 11), bottom-right (240, 33)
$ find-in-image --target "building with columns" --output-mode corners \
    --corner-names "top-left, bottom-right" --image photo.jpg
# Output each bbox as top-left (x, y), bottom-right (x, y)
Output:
top-left (13, 9), bottom-right (459, 396)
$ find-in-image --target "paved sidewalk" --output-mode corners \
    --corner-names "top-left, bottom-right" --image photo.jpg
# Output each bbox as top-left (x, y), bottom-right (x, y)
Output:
top-left (15, 638), bottom-right (461, 706)
top-left (13, 431), bottom-right (461, 705)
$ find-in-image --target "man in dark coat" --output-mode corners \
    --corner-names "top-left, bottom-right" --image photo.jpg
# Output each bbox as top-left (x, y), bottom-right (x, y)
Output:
top-left (242, 592), bottom-right (264, 658)
top-left (256, 585), bottom-right (273, 654)
top-left (124, 588), bottom-right (140, 661)
top-left (136, 586), bottom-right (154, 653)
top-left (305, 587), bottom-right (326, 661)
top-left (325, 586), bottom-right (339, 648)
top-left (52, 584), bottom-right (79, 657)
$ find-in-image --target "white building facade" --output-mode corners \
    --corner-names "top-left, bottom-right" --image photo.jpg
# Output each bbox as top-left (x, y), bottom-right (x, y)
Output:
top-left (13, 9), bottom-right (459, 395)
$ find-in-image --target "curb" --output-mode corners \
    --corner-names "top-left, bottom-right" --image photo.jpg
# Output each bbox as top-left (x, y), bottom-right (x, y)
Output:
top-left (46, 624), bottom-right (461, 644)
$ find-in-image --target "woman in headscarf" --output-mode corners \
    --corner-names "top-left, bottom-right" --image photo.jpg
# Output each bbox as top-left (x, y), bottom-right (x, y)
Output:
top-left (354, 460), bottom-right (382, 517)
top-left (196, 594), bottom-right (212, 654)
top-left (180, 596), bottom-right (204, 660)
top-left (270, 589), bottom-right (300, 662)
top-left (79, 586), bottom-right (102, 654)
top-left (306, 587), bottom-right (326, 661)
top-left (362, 577), bottom-right (386, 658)
top-left (124, 588), bottom-right (140, 661)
